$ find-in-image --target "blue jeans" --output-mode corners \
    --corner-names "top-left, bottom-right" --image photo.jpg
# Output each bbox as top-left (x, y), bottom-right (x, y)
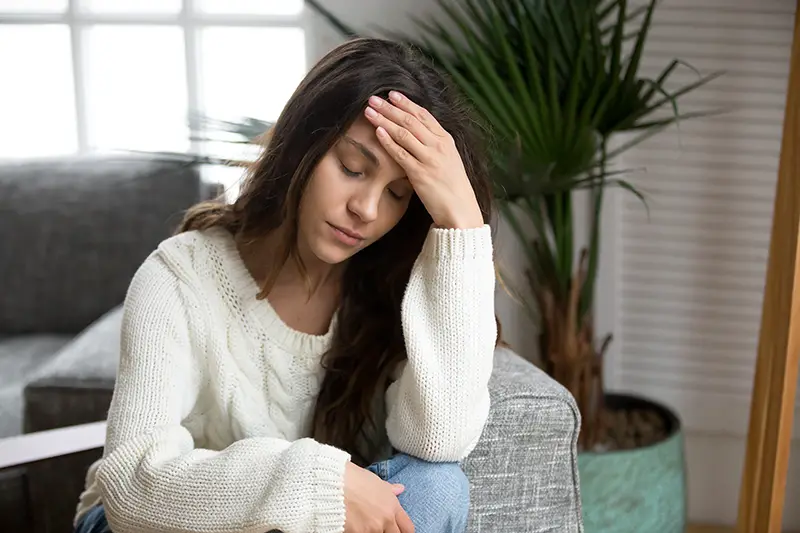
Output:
top-left (75, 454), bottom-right (469, 533)
top-left (367, 453), bottom-right (470, 533)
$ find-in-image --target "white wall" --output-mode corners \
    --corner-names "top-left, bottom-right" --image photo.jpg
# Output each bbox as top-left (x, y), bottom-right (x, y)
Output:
top-left (306, 0), bottom-right (541, 362)
top-left (307, 0), bottom-right (442, 57)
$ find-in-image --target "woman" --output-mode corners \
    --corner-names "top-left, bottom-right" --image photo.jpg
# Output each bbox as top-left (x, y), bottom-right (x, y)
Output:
top-left (74, 37), bottom-right (497, 533)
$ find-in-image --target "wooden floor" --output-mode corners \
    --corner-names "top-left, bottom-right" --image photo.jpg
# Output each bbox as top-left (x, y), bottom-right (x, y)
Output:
top-left (688, 525), bottom-right (799, 533)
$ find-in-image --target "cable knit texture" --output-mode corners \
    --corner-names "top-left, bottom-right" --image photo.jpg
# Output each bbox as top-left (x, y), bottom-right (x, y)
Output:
top-left (74, 224), bottom-right (496, 533)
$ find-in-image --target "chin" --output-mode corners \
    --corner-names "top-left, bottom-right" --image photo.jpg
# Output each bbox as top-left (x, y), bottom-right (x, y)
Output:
top-left (311, 240), bottom-right (359, 265)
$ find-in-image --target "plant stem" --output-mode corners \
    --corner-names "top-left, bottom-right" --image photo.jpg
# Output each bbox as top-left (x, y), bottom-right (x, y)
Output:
top-left (580, 137), bottom-right (607, 321)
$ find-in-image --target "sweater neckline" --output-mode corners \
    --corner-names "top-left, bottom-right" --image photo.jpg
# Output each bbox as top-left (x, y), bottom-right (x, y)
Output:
top-left (207, 227), bottom-right (337, 358)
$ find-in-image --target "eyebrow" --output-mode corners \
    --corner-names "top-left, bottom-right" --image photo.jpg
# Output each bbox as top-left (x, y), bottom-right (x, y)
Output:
top-left (343, 135), bottom-right (380, 167)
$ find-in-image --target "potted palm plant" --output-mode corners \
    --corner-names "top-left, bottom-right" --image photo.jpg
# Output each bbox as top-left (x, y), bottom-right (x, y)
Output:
top-left (183, 1), bottom-right (721, 529)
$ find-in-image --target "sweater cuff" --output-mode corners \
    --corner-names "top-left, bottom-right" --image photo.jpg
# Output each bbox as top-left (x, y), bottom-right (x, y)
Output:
top-left (311, 443), bottom-right (351, 533)
top-left (421, 224), bottom-right (493, 261)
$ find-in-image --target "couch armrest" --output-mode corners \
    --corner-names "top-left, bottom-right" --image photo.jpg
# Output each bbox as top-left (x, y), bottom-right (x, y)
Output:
top-left (462, 347), bottom-right (583, 533)
top-left (0, 422), bottom-right (106, 471)
top-left (0, 422), bottom-right (106, 533)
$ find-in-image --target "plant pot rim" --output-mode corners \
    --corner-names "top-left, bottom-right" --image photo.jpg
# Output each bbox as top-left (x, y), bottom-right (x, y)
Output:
top-left (578, 391), bottom-right (682, 457)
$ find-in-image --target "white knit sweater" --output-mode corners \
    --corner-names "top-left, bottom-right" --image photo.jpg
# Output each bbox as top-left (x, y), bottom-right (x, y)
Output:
top-left (75, 224), bottom-right (496, 533)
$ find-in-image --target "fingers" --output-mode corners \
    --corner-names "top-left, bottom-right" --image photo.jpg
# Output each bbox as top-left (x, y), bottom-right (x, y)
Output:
top-left (387, 91), bottom-right (448, 138)
top-left (385, 520), bottom-right (401, 533)
top-left (365, 101), bottom-right (428, 161)
top-left (395, 506), bottom-right (415, 533)
top-left (391, 483), bottom-right (405, 496)
top-left (374, 126), bottom-right (421, 173)
top-left (367, 95), bottom-right (438, 146)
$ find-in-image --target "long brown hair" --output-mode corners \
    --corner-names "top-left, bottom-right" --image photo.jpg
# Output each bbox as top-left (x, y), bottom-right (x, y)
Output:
top-left (179, 37), bottom-right (494, 466)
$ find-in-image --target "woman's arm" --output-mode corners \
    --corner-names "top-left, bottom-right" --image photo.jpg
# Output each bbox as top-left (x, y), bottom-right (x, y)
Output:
top-left (385, 224), bottom-right (496, 462)
top-left (97, 254), bottom-right (349, 533)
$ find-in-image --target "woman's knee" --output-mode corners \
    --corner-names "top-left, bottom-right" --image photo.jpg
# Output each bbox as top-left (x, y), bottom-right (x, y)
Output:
top-left (394, 456), bottom-right (470, 531)
top-left (437, 462), bottom-right (470, 523)
top-left (74, 504), bottom-right (111, 533)
top-left (434, 461), bottom-right (469, 503)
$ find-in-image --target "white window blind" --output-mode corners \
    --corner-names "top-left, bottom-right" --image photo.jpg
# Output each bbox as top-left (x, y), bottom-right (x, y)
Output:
top-left (598, 0), bottom-right (798, 524)
top-left (614, 0), bottom-right (795, 437)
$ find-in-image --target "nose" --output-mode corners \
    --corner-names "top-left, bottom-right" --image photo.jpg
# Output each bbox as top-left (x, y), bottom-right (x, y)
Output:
top-left (347, 184), bottom-right (382, 223)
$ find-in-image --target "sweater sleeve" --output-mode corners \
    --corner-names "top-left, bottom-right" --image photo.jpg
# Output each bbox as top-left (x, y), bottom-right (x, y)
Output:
top-left (96, 253), bottom-right (350, 533)
top-left (385, 224), bottom-right (497, 462)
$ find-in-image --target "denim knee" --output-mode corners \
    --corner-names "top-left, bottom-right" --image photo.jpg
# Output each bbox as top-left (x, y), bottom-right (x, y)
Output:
top-left (432, 461), bottom-right (470, 526)
top-left (74, 504), bottom-right (110, 533)
top-left (394, 456), bottom-right (470, 532)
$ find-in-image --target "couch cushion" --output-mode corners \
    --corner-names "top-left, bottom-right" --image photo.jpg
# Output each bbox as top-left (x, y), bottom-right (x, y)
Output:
top-left (0, 155), bottom-right (203, 335)
top-left (24, 305), bottom-right (122, 433)
top-left (0, 335), bottom-right (72, 438)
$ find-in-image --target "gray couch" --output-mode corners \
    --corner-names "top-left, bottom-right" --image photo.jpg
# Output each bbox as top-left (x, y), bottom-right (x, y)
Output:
top-left (0, 155), bottom-right (583, 533)
top-left (0, 155), bottom-right (210, 533)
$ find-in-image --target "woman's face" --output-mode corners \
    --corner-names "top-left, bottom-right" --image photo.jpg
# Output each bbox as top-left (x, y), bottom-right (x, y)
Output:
top-left (297, 115), bottom-right (415, 265)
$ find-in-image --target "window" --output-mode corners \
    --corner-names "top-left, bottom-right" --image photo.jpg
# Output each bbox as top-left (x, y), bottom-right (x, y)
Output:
top-left (0, 0), bottom-right (307, 159)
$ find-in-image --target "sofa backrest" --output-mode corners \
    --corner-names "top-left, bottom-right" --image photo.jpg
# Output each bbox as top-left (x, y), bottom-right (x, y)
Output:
top-left (0, 155), bottom-right (207, 335)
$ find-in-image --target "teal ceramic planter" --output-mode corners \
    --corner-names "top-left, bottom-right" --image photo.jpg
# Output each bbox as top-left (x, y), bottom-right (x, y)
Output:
top-left (578, 393), bottom-right (687, 533)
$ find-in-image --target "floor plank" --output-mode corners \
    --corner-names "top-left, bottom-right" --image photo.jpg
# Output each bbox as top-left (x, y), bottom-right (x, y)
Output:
top-left (687, 526), bottom-right (735, 533)
top-left (687, 525), bottom-right (799, 533)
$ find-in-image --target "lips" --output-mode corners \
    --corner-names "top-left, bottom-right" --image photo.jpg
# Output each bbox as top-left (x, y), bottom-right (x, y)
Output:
top-left (330, 224), bottom-right (364, 241)
top-left (327, 222), bottom-right (366, 247)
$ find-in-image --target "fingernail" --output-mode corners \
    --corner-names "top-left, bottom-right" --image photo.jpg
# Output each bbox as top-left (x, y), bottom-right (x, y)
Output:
top-left (376, 126), bottom-right (387, 137)
top-left (369, 95), bottom-right (383, 107)
top-left (365, 106), bottom-right (378, 118)
top-left (389, 91), bottom-right (403, 102)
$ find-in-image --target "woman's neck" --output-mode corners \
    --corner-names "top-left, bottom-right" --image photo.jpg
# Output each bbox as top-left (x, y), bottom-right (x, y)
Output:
top-left (236, 227), bottom-right (343, 297)
top-left (235, 227), bottom-right (344, 336)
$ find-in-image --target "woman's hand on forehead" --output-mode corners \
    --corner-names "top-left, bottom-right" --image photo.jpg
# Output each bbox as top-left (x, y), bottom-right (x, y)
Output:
top-left (363, 91), bottom-right (484, 230)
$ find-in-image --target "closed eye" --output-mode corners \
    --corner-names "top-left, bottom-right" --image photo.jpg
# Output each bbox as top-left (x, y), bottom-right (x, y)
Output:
top-left (340, 162), bottom-right (362, 177)
top-left (388, 186), bottom-right (413, 201)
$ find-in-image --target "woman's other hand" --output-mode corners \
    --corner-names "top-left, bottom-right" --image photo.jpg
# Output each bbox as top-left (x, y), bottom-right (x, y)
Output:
top-left (343, 461), bottom-right (414, 533)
